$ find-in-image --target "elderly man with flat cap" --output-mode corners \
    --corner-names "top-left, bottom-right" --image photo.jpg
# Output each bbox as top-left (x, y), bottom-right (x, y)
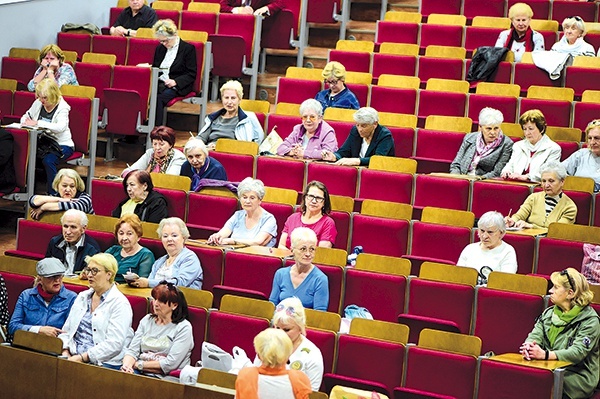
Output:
top-left (8, 258), bottom-right (77, 338)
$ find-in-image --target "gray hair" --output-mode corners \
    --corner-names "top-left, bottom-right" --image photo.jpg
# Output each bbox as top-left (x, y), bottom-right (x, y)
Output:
top-left (478, 211), bottom-right (506, 234)
top-left (220, 80), bottom-right (243, 100)
top-left (539, 161), bottom-right (567, 181)
top-left (61, 209), bottom-right (88, 227)
top-left (299, 98), bottom-right (323, 117)
top-left (157, 217), bottom-right (190, 240)
top-left (478, 107), bottom-right (504, 127)
top-left (290, 227), bottom-right (318, 248)
top-left (238, 177), bottom-right (265, 200)
top-left (353, 107), bottom-right (379, 125)
top-left (562, 17), bottom-right (586, 36)
top-left (184, 138), bottom-right (209, 157)
top-left (153, 19), bottom-right (178, 38)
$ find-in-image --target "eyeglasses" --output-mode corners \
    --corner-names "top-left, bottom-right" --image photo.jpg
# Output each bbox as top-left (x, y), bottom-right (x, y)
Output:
top-left (560, 269), bottom-right (575, 290)
top-left (158, 37), bottom-right (172, 44)
top-left (83, 267), bottom-right (101, 276)
top-left (305, 194), bottom-right (325, 203)
top-left (301, 115), bottom-right (318, 122)
top-left (324, 79), bottom-right (340, 85)
top-left (276, 304), bottom-right (296, 316)
top-left (294, 245), bottom-right (316, 254)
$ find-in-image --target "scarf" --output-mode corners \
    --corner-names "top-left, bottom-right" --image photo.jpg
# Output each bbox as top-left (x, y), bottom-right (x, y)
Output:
top-left (503, 27), bottom-right (534, 52)
top-left (520, 135), bottom-right (546, 174)
top-left (37, 284), bottom-right (56, 302)
top-left (190, 157), bottom-right (211, 191)
top-left (147, 148), bottom-right (175, 174)
top-left (469, 132), bottom-right (504, 172)
top-left (545, 192), bottom-right (562, 216)
top-left (548, 304), bottom-right (583, 346)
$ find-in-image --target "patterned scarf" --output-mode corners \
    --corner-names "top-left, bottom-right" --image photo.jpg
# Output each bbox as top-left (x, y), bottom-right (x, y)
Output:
top-left (469, 132), bottom-right (504, 172)
top-left (147, 148), bottom-right (175, 174)
top-left (545, 193), bottom-right (562, 216)
top-left (548, 304), bottom-right (582, 346)
top-left (503, 27), bottom-right (534, 52)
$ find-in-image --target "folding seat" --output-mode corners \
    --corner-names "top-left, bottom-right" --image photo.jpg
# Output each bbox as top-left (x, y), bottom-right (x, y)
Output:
top-left (508, 0), bottom-right (550, 19)
top-left (127, 36), bottom-right (159, 66)
top-left (206, 311), bottom-right (270, 360)
top-left (535, 236), bottom-right (585, 278)
top-left (306, 327), bottom-right (336, 389)
top-left (3, 128), bottom-right (29, 200)
top-left (463, 0), bottom-right (506, 21)
top-left (5, 219), bottom-right (61, 260)
top-left (209, 151), bottom-right (256, 182)
top-left (265, 113), bottom-right (300, 141)
top-left (5, 91), bottom-right (35, 124)
top-left (328, 40), bottom-right (373, 74)
top-left (556, 140), bottom-right (580, 161)
top-left (357, 156), bottom-right (416, 206)
top-left (74, 61), bottom-right (113, 119)
top-left (470, 180), bottom-right (532, 221)
top-left (275, 77), bottom-right (321, 105)
top-left (0, 57), bottom-right (38, 90)
top-left (151, 187), bottom-right (186, 221)
top-left (371, 53), bottom-right (418, 83)
top-left (369, 86), bottom-right (417, 115)
top-left (326, 120), bottom-right (355, 148)
top-left (565, 57), bottom-right (600, 99)
top-left (138, 237), bottom-right (166, 259)
top-left (375, 21), bottom-right (419, 47)
top-left (186, 193), bottom-right (239, 239)
top-left (0, 78), bottom-right (15, 123)
top-left (56, 32), bottom-right (92, 61)
top-left (474, 272), bottom-right (547, 355)
top-left (395, 330), bottom-right (480, 399)
top-left (513, 53), bottom-right (564, 93)
top-left (463, 26), bottom-right (505, 57)
top-left (180, 10), bottom-right (218, 34)
top-left (519, 86), bottom-right (574, 128)
top-left (417, 56), bottom-right (465, 84)
top-left (413, 175), bottom-right (471, 216)
top-left (255, 157), bottom-right (305, 194)
top-left (573, 90), bottom-right (600, 132)
top-left (90, 179), bottom-right (125, 217)
top-left (187, 306), bottom-right (208, 364)
top-left (91, 35), bottom-right (128, 65)
top-left (2, 271), bottom-right (35, 313)
top-left (107, 7), bottom-right (124, 28)
top-left (343, 254), bottom-right (410, 322)
top-left (261, 202), bottom-right (294, 240)
top-left (467, 83), bottom-right (521, 125)
top-left (596, 195), bottom-right (600, 227)
top-left (551, 1), bottom-right (597, 27)
top-left (86, 230), bottom-right (117, 251)
top-left (154, 9), bottom-right (181, 25)
top-left (306, 162), bottom-right (358, 198)
top-left (412, 129), bottom-right (467, 173)
top-left (502, 233), bottom-right (536, 275)
top-left (323, 319), bottom-right (408, 397)
top-left (123, 295), bottom-right (149, 330)
top-left (398, 262), bottom-right (477, 343)
top-left (419, 15), bottom-right (466, 51)
top-left (419, 0), bottom-right (461, 18)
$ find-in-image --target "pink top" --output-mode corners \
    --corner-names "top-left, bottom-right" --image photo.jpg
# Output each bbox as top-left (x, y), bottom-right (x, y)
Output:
top-left (282, 212), bottom-right (338, 248)
top-left (276, 120), bottom-right (338, 159)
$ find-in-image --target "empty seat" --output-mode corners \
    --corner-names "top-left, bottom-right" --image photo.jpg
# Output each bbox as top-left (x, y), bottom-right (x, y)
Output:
top-left (186, 193), bottom-right (239, 239)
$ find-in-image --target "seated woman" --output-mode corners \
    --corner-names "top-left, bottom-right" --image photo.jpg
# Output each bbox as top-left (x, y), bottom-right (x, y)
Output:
top-left (105, 214), bottom-right (155, 284)
top-left (278, 181), bottom-right (337, 250)
top-left (112, 170), bottom-right (168, 224)
top-left (29, 168), bottom-right (94, 220)
top-left (276, 99), bottom-right (338, 160)
top-left (322, 107), bottom-right (395, 166)
top-left (505, 161), bottom-right (577, 229)
top-left (501, 109), bottom-right (561, 182)
top-left (131, 217), bottom-right (203, 289)
top-left (122, 125), bottom-right (185, 177)
top-left (520, 268), bottom-right (599, 399)
top-left (315, 61), bottom-right (360, 111)
top-left (562, 119), bottom-right (600, 192)
top-left (180, 138), bottom-right (228, 191)
top-left (59, 253), bottom-right (134, 367)
top-left (21, 79), bottom-right (74, 194)
top-left (208, 177), bottom-right (277, 247)
top-left (270, 227), bottom-right (329, 311)
top-left (495, 3), bottom-right (544, 62)
top-left (457, 211), bottom-right (517, 275)
top-left (198, 80), bottom-right (264, 150)
top-left (27, 44), bottom-right (78, 92)
top-left (8, 258), bottom-right (77, 338)
top-left (236, 328), bottom-right (312, 399)
top-left (121, 281), bottom-right (193, 379)
top-left (551, 16), bottom-right (596, 57)
top-left (450, 107), bottom-right (514, 179)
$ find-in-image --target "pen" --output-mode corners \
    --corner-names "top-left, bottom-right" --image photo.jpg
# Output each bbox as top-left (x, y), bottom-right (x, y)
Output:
top-left (507, 208), bottom-right (512, 218)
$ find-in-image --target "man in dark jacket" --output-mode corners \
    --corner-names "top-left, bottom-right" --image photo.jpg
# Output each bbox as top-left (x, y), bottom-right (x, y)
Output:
top-left (45, 209), bottom-right (100, 275)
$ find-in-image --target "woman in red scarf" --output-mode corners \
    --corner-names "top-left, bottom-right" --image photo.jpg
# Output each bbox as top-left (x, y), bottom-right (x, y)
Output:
top-left (495, 3), bottom-right (545, 62)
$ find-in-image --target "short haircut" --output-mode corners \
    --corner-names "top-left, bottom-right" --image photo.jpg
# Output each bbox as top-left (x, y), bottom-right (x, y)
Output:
top-left (299, 98), bottom-right (323, 117)
top-left (508, 2), bottom-right (533, 19)
top-left (290, 227), bottom-right (318, 249)
top-left (519, 109), bottom-right (546, 134)
top-left (122, 170), bottom-right (154, 195)
top-left (150, 125), bottom-right (176, 147)
top-left (184, 138), bottom-right (209, 157)
top-left (272, 296), bottom-right (307, 335)
top-left (301, 180), bottom-right (331, 215)
top-left (237, 177), bottom-right (266, 200)
top-left (539, 161), bottom-right (567, 181)
top-left (562, 16), bottom-right (586, 36)
top-left (151, 282), bottom-right (189, 323)
top-left (322, 61), bottom-right (347, 81)
top-left (254, 328), bottom-right (293, 368)
top-left (220, 80), bottom-right (243, 100)
top-left (477, 211), bottom-right (506, 234)
top-left (38, 44), bottom-right (65, 65)
top-left (157, 217), bottom-right (190, 240)
top-left (153, 19), bottom-right (178, 37)
top-left (85, 253), bottom-right (118, 283)
top-left (353, 107), bottom-right (379, 125)
top-left (550, 268), bottom-right (594, 307)
top-left (114, 213), bottom-right (144, 238)
top-left (52, 168), bottom-right (85, 193)
top-left (61, 209), bottom-right (88, 227)
top-left (478, 107), bottom-right (504, 127)
top-left (35, 78), bottom-right (61, 106)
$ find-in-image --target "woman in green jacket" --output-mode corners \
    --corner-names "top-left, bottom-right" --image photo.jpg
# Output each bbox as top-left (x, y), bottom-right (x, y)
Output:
top-left (520, 268), bottom-right (599, 399)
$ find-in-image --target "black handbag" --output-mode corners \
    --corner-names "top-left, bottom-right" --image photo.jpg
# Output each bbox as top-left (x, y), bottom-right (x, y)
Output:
top-left (36, 131), bottom-right (63, 158)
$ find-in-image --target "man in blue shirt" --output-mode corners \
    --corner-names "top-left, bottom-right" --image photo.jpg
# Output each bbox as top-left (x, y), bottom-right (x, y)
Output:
top-left (8, 258), bottom-right (77, 338)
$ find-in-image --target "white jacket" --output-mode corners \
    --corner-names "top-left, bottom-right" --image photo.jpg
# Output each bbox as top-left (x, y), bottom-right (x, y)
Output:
top-left (501, 134), bottom-right (561, 182)
top-left (59, 284), bottom-right (134, 366)
top-left (20, 97), bottom-right (74, 147)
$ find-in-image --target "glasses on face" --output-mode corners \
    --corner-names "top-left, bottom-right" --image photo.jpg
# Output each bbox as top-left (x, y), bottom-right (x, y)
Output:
top-left (305, 194), bottom-right (325, 203)
top-left (560, 269), bottom-right (575, 290)
top-left (83, 267), bottom-right (101, 276)
top-left (275, 304), bottom-right (296, 316)
top-left (301, 115), bottom-right (318, 122)
top-left (158, 37), bottom-right (172, 44)
top-left (324, 79), bottom-right (340, 85)
top-left (295, 245), bottom-right (316, 254)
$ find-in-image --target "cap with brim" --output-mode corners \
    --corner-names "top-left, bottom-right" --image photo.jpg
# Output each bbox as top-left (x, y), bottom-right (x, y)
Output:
top-left (37, 258), bottom-right (67, 277)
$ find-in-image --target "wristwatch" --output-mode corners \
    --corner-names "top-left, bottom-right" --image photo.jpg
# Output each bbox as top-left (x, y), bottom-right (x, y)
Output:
top-left (136, 360), bottom-right (144, 371)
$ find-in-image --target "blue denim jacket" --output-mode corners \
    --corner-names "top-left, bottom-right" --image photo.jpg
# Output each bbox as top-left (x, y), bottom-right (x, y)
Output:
top-left (8, 285), bottom-right (77, 336)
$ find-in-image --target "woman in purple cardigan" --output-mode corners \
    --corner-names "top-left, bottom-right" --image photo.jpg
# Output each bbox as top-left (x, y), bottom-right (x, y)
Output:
top-left (276, 99), bottom-right (338, 160)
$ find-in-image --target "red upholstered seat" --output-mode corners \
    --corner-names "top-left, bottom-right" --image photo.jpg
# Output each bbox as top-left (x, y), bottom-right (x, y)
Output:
top-left (187, 245), bottom-right (224, 293)
top-left (420, 0), bottom-right (461, 18)
top-left (535, 237), bottom-right (584, 278)
top-left (350, 215), bottom-right (410, 258)
top-left (74, 62), bottom-right (112, 118)
top-left (206, 311), bottom-right (270, 360)
top-left (5, 220), bottom-right (61, 260)
top-left (520, 98), bottom-right (572, 128)
top-left (1, 58), bottom-right (37, 91)
top-left (187, 306), bottom-right (208, 364)
top-left (209, 151), bottom-right (255, 183)
top-left (565, 66), bottom-right (600, 99)
top-left (265, 114), bottom-right (301, 141)
top-left (413, 175), bottom-right (471, 215)
top-left (91, 179), bottom-right (126, 217)
top-left (2, 271), bottom-right (35, 314)
top-left (306, 328), bottom-right (336, 391)
top-left (417, 58), bottom-right (464, 84)
top-left (369, 86), bottom-right (417, 115)
top-left (276, 77), bottom-right (322, 105)
top-left (357, 169), bottom-right (413, 205)
top-left (375, 21), bottom-right (419, 46)
top-left (471, 180), bottom-right (531, 220)
top-left (328, 49), bottom-right (371, 74)
top-left (330, 210), bottom-right (351, 251)
top-left (180, 10), bottom-right (217, 35)
top-left (551, 1), bottom-right (597, 27)
top-left (92, 35), bottom-right (127, 65)
top-left (372, 54), bottom-right (418, 83)
top-left (467, 94), bottom-right (518, 124)
top-left (307, 163), bottom-right (358, 198)
top-left (186, 193), bottom-right (239, 239)
top-left (507, 0), bottom-right (550, 19)
top-left (412, 130), bottom-right (467, 174)
top-left (125, 38), bottom-right (157, 66)
top-left (256, 157), bottom-right (305, 194)
top-left (513, 63), bottom-right (563, 94)
top-left (419, 25), bottom-right (464, 52)
top-left (477, 358), bottom-right (554, 399)
top-left (57, 32), bottom-right (91, 61)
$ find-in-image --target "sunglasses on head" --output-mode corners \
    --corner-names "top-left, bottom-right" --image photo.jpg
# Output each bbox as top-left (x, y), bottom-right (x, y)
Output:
top-left (276, 304), bottom-right (296, 316)
top-left (560, 269), bottom-right (575, 290)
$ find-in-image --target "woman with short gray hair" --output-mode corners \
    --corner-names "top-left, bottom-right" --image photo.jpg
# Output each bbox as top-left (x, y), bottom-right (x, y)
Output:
top-left (551, 16), bottom-right (595, 57)
top-left (180, 138), bottom-right (227, 190)
top-left (450, 107), bottom-right (514, 179)
top-left (457, 211), bottom-right (517, 275)
top-left (322, 106), bottom-right (395, 166)
top-left (207, 177), bottom-right (277, 246)
top-left (277, 98), bottom-right (338, 159)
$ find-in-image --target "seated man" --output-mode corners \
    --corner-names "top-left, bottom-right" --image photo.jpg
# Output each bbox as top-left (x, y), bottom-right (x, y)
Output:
top-left (110, 0), bottom-right (158, 37)
top-left (45, 209), bottom-right (100, 275)
top-left (322, 107), bottom-right (395, 166)
top-left (8, 258), bottom-right (77, 338)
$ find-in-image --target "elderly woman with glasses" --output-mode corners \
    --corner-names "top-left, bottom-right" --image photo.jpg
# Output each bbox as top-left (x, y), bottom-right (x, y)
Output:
top-left (59, 253), bottom-right (134, 367)
top-left (551, 16), bottom-right (596, 57)
top-left (270, 227), bottom-right (329, 311)
top-left (207, 177), bottom-right (277, 247)
top-left (121, 281), bottom-right (193, 379)
top-left (278, 181), bottom-right (337, 250)
top-left (450, 107), bottom-right (514, 179)
top-left (315, 61), bottom-right (360, 111)
top-left (180, 138), bottom-right (228, 191)
top-left (505, 161), bottom-right (577, 229)
top-left (495, 3), bottom-right (545, 62)
top-left (276, 99), bottom-right (338, 160)
top-left (562, 119), bottom-right (600, 192)
top-left (520, 268), bottom-right (599, 399)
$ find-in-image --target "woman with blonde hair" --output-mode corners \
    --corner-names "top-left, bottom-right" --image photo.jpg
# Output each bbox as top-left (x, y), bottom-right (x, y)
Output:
top-left (29, 168), bottom-right (94, 219)
top-left (495, 3), bottom-right (545, 62)
top-left (551, 16), bottom-right (595, 57)
top-left (27, 44), bottom-right (78, 92)
top-left (315, 61), bottom-right (359, 111)
top-left (520, 268), bottom-right (599, 399)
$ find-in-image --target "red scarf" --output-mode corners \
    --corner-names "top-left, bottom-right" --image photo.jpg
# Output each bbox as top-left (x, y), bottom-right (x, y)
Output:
top-left (37, 284), bottom-right (56, 302)
top-left (504, 27), bottom-right (534, 52)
